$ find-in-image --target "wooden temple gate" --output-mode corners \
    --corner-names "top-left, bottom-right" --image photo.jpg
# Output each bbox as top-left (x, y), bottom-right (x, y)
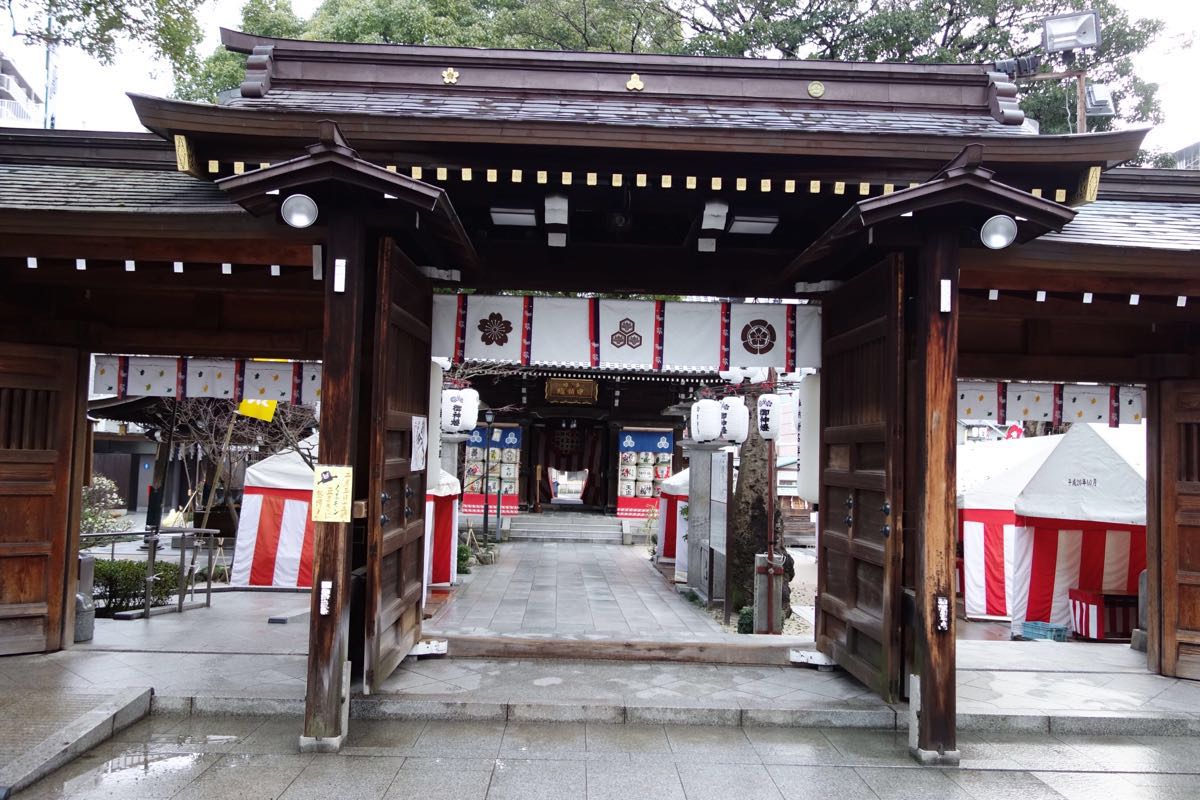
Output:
top-left (1, 33), bottom-right (1198, 762)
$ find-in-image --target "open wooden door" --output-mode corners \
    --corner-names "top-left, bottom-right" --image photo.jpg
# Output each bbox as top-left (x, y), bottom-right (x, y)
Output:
top-left (0, 343), bottom-right (83, 655)
top-left (815, 258), bottom-right (905, 701)
top-left (363, 241), bottom-right (432, 692)
top-left (1160, 380), bottom-right (1200, 680)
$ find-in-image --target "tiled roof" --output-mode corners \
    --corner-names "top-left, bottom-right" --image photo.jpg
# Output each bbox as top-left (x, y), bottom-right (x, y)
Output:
top-left (1041, 200), bottom-right (1200, 251)
top-left (225, 89), bottom-right (1037, 138)
top-left (0, 163), bottom-right (241, 214)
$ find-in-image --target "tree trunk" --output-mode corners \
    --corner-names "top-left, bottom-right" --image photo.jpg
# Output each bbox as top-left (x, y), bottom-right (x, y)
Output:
top-left (728, 425), bottom-right (794, 613)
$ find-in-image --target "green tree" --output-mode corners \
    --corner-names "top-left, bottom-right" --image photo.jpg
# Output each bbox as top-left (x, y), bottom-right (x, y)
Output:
top-left (175, 0), bottom-right (684, 100)
top-left (496, 0), bottom-right (684, 53)
top-left (174, 0), bottom-right (304, 102)
top-left (675, 0), bottom-right (1163, 134)
top-left (6, 0), bottom-right (203, 83)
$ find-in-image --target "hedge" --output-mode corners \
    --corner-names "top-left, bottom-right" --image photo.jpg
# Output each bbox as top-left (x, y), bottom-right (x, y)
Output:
top-left (93, 559), bottom-right (181, 616)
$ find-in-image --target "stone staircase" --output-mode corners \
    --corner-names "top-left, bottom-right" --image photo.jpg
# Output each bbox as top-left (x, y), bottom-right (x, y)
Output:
top-left (507, 511), bottom-right (625, 544)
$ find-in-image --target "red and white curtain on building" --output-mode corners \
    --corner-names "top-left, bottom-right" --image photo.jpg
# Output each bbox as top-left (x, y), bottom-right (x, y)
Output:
top-left (432, 294), bottom-right (821, 371)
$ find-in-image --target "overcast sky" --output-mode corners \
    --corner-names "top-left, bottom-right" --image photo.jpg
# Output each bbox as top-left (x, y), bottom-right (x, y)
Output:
top-left (1, 1), bottom-right (1196, 153)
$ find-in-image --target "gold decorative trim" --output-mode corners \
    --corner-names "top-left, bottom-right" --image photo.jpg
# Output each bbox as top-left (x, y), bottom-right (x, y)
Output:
top-left (626, 73), bottom-right (645, 91)
top-left (442, 67), bottom-right (459, 85)
top-left (173, 134), bottom-right (195, 174)
top-left (807, 80), bottom-right (826, 98)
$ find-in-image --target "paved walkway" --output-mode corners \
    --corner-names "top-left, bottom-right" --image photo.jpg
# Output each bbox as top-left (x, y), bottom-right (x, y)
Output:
top-left (428, 542), bottom-right (731, 640)
top-left (13, 715), bottom-right (1200, 799)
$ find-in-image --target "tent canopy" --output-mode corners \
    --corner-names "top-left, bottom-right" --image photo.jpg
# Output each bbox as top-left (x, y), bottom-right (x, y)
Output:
top-left (1013, 423), bottom-right (1146, 525)
top-left (244, 435), bottom-right (319, 491)
top-left (957, 434), bottom-right (1063, 510)
top-left (243, 434), bottom-right (459, 496)
top-left (661, 468), bottom-right (689, 497)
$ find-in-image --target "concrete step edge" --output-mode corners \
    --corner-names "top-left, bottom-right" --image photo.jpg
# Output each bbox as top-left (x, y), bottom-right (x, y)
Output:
top-left (145, 694), bottom-right (1200, 739)
top-left (0, 687), bottom-right (151, 799)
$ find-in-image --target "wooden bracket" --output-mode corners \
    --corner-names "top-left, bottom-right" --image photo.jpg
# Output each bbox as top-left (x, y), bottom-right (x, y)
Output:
top-left (173, 135), bottom-right (202, 179)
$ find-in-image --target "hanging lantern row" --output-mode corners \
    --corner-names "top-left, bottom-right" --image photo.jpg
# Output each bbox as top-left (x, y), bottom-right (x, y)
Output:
top-left (690, 397), bottom-right (752, 445)
top-left (440, 387), bottom-right (481, 433)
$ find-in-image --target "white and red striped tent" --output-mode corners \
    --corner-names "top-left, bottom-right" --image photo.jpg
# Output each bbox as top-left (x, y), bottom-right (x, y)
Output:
top-left (655, 469), bottom-right (689, 578)
top-left (957, 434), bottom-right (1063, 619)
top-left (1008, 423), bottom-right (1147, 637)
top-left (231, 437), bottom-right (318, 588)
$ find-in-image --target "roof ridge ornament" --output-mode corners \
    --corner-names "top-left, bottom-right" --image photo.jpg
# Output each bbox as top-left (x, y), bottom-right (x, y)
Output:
top-left (986, 70), bottom-right (1025, 126)
top-left (240, 45), bottom-right (274, 99)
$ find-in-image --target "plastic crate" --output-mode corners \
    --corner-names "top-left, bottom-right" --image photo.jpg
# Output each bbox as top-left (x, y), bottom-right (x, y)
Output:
top-left (1022, 621), bottom-right (1069, 642)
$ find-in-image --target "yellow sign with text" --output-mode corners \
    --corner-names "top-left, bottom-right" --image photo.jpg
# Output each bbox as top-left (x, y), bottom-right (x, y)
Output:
top-left (311, 465), bottom-right (353, 523)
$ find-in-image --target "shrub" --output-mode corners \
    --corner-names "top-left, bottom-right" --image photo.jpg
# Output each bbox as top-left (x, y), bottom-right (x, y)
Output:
top-left (737, 606), bottom-right (755, 634)
top-left (81, 474), bottom-right (131, 535)
top-left (93, 559), bottom-right (181, 615)
top-left (457, 544), bottom-right (472, 575)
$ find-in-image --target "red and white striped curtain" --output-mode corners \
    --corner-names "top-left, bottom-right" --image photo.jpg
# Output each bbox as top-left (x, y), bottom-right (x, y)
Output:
top-left (230, 488), bottom-right (315, 588)
top-left (1008, 518), bottom-right (1146, 636)
top-left (960, 509), bottom-right (1017, 619)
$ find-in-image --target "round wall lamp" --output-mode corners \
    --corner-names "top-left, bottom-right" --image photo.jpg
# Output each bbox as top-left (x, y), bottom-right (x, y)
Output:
top-left (980, 214), bottom-right (1018, 249)
top-left (281, 194), bottom-right (319, 228)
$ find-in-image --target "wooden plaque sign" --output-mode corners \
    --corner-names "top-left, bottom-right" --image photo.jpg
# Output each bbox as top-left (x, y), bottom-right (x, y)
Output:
top-left (545, 378), bottom-right (598, 405)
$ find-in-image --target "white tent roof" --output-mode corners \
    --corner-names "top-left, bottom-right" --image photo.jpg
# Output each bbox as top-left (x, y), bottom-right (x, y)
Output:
top-left (957, 434), bottom-right (1063, 510)
top-left (244, 435), bottom-right (319, 491)
top-left (244, 434), bottom-right (460, 497)
top-left (661, 468), bottom-right (689, 497)
top-left (1013, 423), bottom-right (1146, 525)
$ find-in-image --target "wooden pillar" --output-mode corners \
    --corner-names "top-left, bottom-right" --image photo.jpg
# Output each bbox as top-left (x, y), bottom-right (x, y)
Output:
top-left (302, 214), bottom-right (366, 751)
top-left (910, 228), bottom-right (959, 764)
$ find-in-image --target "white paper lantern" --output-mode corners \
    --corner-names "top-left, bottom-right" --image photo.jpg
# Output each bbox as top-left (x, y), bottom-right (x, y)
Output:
top-left (440, 387), bottom-right (480, 433)
top-left (756, 393), bottom-right (782, 441)
top-left (720, 396), bottom-right (749, 444)
top-left (691, 398), bottom-right (723, 442)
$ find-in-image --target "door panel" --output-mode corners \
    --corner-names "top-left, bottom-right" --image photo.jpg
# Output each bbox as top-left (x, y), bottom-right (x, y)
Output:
top-left (0, 344), bottom-right (81, 655)
top-left (364, 241), bottom-right (432, 691)
top-left (816, 258), bottom-right (904, 701)
top-left (1161, 380), bottom-right (1200, 680)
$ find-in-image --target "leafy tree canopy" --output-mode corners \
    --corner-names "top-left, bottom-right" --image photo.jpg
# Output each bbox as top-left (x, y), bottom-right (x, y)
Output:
top-left (175, 0), bottom-right (1163, 143)
top-left (676, 0), bottom-right (1163, 135)
top-left (6, 0), bottom-right (203, 83)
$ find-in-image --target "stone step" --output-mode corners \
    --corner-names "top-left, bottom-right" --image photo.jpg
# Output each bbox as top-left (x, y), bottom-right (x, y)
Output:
top-left (509, 524), bottom-right (623, 534)
top-left (507, 532), bottom-right (624, 544)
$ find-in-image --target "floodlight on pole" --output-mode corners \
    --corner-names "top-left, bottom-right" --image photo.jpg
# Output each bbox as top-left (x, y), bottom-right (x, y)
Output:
top-left (1042, 11), bottom-right (1102, 56)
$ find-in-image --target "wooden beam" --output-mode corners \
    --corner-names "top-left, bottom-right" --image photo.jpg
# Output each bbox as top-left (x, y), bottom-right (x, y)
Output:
top-left (958, 353), bottom-right (1199, 382)
top-left (303, 213), bottom-right (366, 750)
top-left (911, 227), bottom-right (958, 764)
top-left (1145, 381), bottom-right (1162, 674)
top-left (0, 235), bottom-right (317, 267)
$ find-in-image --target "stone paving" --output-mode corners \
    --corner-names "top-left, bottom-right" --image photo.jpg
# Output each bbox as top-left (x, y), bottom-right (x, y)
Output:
top-left (427, 542), bottom-right (735, 640)
top-left (13, 715), bottom-right (1200, 799)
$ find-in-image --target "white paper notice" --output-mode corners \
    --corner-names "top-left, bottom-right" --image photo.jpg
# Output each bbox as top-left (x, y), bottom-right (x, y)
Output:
top-left (412, 416), bottom-right (428, 472)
